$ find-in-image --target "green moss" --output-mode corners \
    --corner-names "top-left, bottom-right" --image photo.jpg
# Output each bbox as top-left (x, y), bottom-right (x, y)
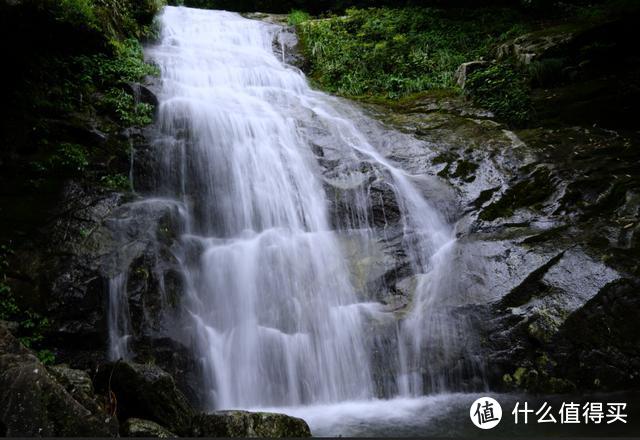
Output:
top-left (513, 366), bottom-right (528, 386)
top-left (451, 159), bottom-right (478, 182)
top-left (431, 152), bottom-right (456, 166)
top-left (472, 187), bottom-right (499, 209)
top-left (480, 167), bottom-right (554, 221)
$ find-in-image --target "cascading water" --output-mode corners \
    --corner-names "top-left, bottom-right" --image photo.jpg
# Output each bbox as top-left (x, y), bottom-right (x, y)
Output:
top-left (117, 5), bottom-right (488, 415)
top-left (147, 7), bottom-right (375, 409)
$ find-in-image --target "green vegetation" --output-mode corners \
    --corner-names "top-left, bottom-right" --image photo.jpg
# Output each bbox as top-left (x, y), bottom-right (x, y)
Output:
top-left (1, 0), bottom-right (162, 197)
top-left (288, 9), bottom-right (310, 25)
top-left (298, 7), bottom-right (528, 99)
top-left (101, 89), bottom-right (155, 126)
top-left (32, 143), bottom-right (90, 177)
top-left (0, 0), bottom-right (164, 360)
top-left (101, 173), bottom-right (132, 191)
top-left (465, 62), bottom-right (533, 126)
top-left (480, 167), bottom-right (554, 221)
top-left (50, 0), bottom-right (164, 40)
top-left (76, 39), bottom-right (160, 88)
top-left (0, 245), bottom-right (54, 364)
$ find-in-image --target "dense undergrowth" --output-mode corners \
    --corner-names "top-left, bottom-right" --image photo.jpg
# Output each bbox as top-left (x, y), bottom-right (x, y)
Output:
top-left (296, 7), bottom-right (528, 99)
top-left (0, 0), bottom-right (164, 362)
top-left (293, 2), bottom-right (637, 126)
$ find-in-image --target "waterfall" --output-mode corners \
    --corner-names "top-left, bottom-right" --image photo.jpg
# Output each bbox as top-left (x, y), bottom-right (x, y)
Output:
top-left (147, 7), bottom-right (375, 409)
top-left (118, 5), bottom-right (487, 410)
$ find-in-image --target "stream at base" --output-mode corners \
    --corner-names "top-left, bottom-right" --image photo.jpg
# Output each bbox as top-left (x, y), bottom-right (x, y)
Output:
top-left (256, 393), bottom-right (640, 437)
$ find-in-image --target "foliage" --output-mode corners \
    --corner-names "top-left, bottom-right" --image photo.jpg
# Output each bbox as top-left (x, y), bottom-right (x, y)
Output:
top-left (465, 62), bottom-right (534, 126)
top-left (0, 245), bottom-right (18, 321)
top-left (101, 173), bottom-right (131, 191)
top-left (54, 0), bottom-right (99, 30)
top-left (0, 245), bottom-right (55, 365)
top-left (298, 7), bottom-right (529, 99)
top-left (101, 89), bottom-right (155, 126)
top-left (288, 9), bottom-right (310, 25)
top-left (50, 0), bottom-right (166, 40)
top-left (76, 38), bottom-right (159, 88)
top-left (31, 143), bottom-right (90, 177)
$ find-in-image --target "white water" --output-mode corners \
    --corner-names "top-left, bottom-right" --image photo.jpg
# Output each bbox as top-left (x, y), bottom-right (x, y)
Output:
top-left (109, 5), bottom-right (485, 413)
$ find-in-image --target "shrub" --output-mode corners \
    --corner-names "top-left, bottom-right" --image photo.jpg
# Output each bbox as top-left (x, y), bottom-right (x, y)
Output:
top-left (289, 9), bottom-right (310, 26)
top-left (31, 143), bottom-right (89, 177)
top-left (101, 88), bottom-right (155, 126)
top-left (101, 173), bottom-right (131, 191)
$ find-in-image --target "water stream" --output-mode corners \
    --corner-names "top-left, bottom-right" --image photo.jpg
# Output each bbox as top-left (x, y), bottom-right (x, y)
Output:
top-left (110, 4), bottom-right (487, 430)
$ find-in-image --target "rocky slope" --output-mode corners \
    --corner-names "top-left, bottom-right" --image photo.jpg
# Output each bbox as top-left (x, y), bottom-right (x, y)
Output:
top-left (352, 12), bottom-right (640, 392)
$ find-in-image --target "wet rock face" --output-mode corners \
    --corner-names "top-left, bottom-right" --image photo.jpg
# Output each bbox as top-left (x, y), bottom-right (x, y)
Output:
top-left (360, 81), bottom-right (640, 394)
top-left (3, 176), bottom-right (203, 407)
top-left (553, 279), bottom-right (640, 389)
top-left (0, 324), bottom-right (118, 437)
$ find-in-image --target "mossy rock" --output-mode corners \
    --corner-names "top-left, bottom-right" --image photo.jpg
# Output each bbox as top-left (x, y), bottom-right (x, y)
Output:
top-left (192, 410), bottom-right (311, 438)
top-left (122, 418), bottom-right (176, 438)
top-left (480, 166), bottom-right (555, 221)
top-left (0, 324), bottom-right (118, 436)
top-left (94, 361), bottom-right (194, 436)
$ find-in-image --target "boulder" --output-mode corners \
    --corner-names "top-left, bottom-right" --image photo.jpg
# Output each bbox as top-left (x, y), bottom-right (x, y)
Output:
top-left (0, 324), bottom-right (117, 437)
top-left (94, 361), bottom-right (194, 435)
top-left (496, 31), bottom-right (573, 65)
top-left (122, 418), bottom-right (176, 438)
top-left (48, 364), bottom-right (118, 431)
top-left (191, 410), bottom-right (311, 438)
top-left (454, 60), bottom-right (487, 89)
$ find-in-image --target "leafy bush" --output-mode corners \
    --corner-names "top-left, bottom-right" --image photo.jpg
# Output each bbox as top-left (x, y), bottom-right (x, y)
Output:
top-left (289, 9), bottom-right (310, 26)
top-left (76, 38), bottom-right (159, 88)
top-left (101, 173), bottom-right (131, 191)
top-left (465, 62), bottom-right (534, 127)
top-left (101, 88), bottom-right (155, 126)
top-left (54, 0), bottom-right (99, 30)
top-left (32, 143), bottom-right (89, 177)
top-left (298, 7), bottom-right (529, 99)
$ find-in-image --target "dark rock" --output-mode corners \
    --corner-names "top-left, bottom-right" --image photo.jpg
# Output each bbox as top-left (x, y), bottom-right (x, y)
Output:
top-left (132, 337), bottom-right (204, 408)
top-left (553, 278), bottom-right (640, 390)
top-left (454, 60), bottom-right (487, 89)
top-left (48, 364), bottom-right (117, 432)
top-left (122, 418), bottom-right (176, 438)
top-left (496, 31), bottom-right (573, 65)
top-left (124, 82), bottom-right (159, 107)
top-left (191, 410), bottom-right (311, 438)
top-left (0, 324), bottom-right (117, 437)
top-left (94, 361), bottom-right (194, 435)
